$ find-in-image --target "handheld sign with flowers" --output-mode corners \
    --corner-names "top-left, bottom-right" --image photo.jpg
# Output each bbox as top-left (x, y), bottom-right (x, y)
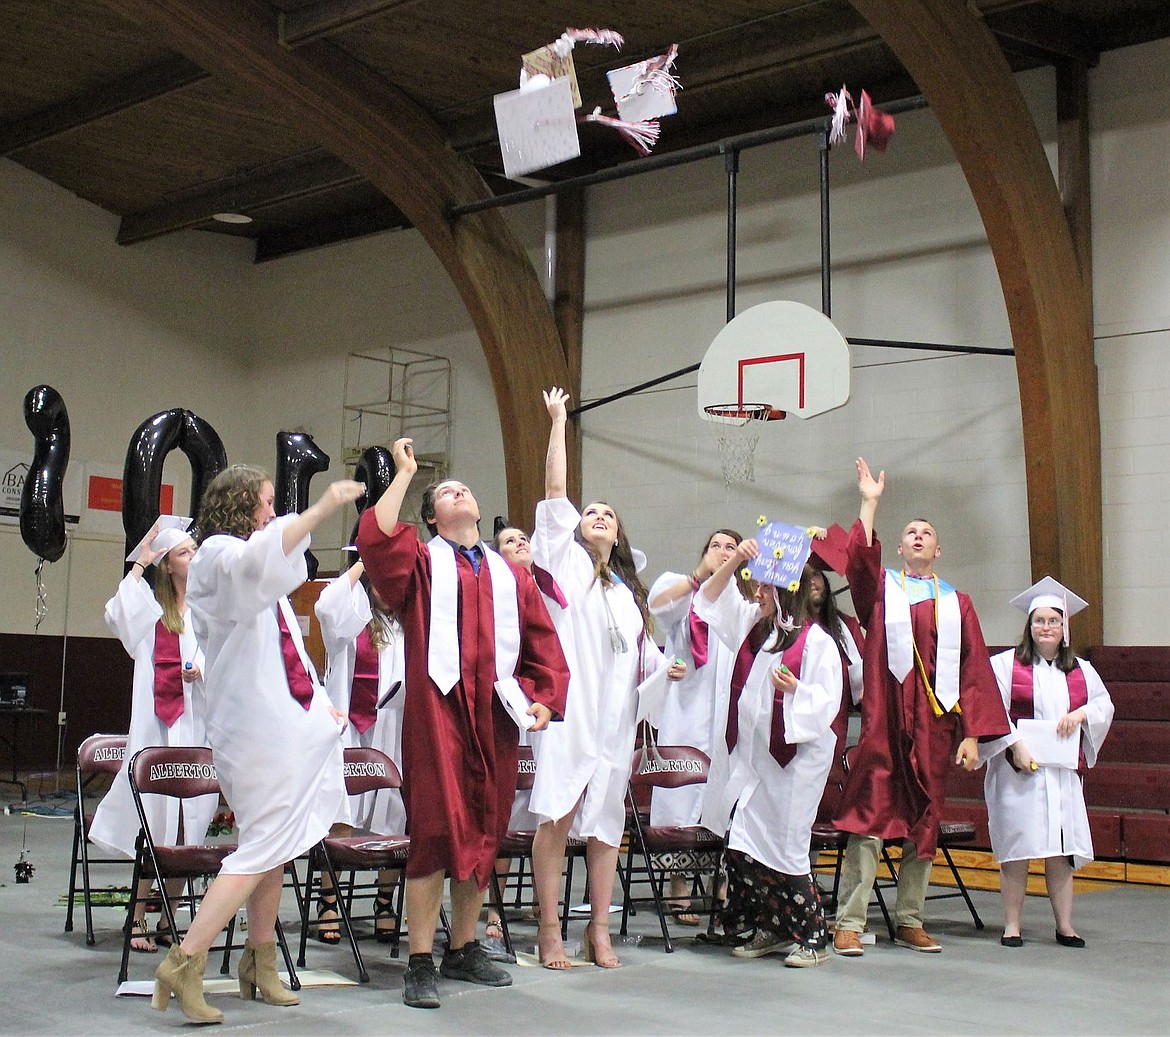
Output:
top-left (744, 519), bottom-right (815, 590)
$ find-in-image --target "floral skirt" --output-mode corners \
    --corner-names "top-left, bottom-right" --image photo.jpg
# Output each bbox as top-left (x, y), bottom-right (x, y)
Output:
top-left (720, 848), bottom-right (827, 949)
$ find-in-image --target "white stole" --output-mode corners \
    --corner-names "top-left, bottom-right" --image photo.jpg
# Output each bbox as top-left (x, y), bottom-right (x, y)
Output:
top-left (884, 570), bottom-right (962, 712)
top-left (842, 624), bottom-right (864, 705)
top-left (427, 537), bottom-right (520, 695)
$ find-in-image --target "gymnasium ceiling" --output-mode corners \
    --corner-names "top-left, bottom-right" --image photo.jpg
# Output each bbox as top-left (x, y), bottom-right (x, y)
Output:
top-left (3, 0), bottom-right (1168, 262)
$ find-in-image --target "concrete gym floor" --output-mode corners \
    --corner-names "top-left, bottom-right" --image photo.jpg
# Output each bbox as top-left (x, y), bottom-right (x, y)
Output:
top-left (1, 793), bottom-right (1166, 1036)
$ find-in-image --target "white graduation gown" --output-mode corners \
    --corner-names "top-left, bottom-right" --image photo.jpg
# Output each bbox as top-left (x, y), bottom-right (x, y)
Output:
top-left (89, 574), bottom-right (215, 858)
top-left (315, 573), bottom-right (407, 835)
top-left (984, 650), bottom-right (1114, 869)
top-left (187, 516), bottom-right (345, 874)
top-left (694, 583), bottom-right (839, 875)
top-left (647, 572), bottom-right (737, 830)
top-left (529, 497), bottom-right (669, 846)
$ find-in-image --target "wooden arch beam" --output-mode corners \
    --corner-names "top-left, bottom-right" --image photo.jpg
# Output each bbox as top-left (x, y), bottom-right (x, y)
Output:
top-left (102, 0), bottom-right (569, 526)
top-left (848, 0), bottom-right (1102, 644)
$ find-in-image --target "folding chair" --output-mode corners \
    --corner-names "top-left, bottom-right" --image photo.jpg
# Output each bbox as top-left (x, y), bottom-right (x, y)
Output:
top-left (619, 744), bottom-right (724, 953)
top-left (298, 746), bottom-right (410, 983)
top-left (489, 746), bottom-right (584, 959)
top-left (65, 733), bottom-right (129, 945)
top-left (119, 746), bottom-right (300, 989)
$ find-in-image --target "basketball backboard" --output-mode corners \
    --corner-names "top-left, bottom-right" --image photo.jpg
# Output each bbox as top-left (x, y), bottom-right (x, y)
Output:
top-left (697, 301), bottom-right (851, 421)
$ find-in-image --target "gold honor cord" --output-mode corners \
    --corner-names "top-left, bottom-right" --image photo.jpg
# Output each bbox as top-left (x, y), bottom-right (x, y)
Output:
top-left (900, 571), bottom-right (962, 718)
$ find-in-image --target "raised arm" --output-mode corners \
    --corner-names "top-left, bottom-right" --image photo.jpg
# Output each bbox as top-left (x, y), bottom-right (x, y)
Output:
top-left (281, 479), bottom-right (366, 556)
top-left (371, 438), bottom-right (419, 534)
top-left (543, 387), bottom-right (569, 500)
top-left (855, 456), bottom-right (885, 547)
top-left (701, 539), bottom-right (758, 603)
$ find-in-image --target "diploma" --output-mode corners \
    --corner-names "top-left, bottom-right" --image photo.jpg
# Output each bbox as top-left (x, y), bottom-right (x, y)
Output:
top-left (1016, 718), bottom-right (1080, 769)
top-left (494, 677), bottom-right (536, 731)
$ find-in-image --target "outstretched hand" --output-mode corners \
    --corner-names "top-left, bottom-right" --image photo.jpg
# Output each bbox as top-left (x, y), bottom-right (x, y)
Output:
top-left (543, 386), bottom-right (570, 422)
top-left (320, 480), bottom-right (366, 512)
top-left (856, 456), bottom-right (886, 501)
top-left (391, 437), bottom-right (417, 479)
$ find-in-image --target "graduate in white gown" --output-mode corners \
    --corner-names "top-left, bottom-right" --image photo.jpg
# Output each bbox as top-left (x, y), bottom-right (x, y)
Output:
top-left (647, 528), bottom-right (747, 922)
top-left (983, 577), bottom-right (1114, 949)
top-left (694, 536), bottom-right (841, 968)
top-left (151, 464), bottom-right (363, 1025)
top-left (314, 556), bottom-right (407, 944)
top-left (89, 517), bottom-right (215, 953)
top-left (529, 387), bottom-right (686, 971)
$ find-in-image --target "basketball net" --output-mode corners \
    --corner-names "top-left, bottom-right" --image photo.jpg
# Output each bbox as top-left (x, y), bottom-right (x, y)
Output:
top-left (703, 404), bottom-right (776, 485)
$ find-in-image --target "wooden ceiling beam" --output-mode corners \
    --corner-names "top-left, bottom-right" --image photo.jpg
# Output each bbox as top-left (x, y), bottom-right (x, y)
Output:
top-left (116, 151), bottom-right (361, 243)
top-left (0, 55), bottom-right (206, 155)
top-left (849, 0), bottom-right (1103, 645)
top-left (985, 6), bottom-right (1099, 65)
top-left (101, 0), bottom-right (569, 525)
top-left (278, 0), bottom-right (423, 46)
top-left (255, 202), bottom-right (410, 262)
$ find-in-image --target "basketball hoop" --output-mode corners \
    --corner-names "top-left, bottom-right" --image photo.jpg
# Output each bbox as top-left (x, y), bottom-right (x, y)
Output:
top-left (703, 403), bottom-right (784, 485)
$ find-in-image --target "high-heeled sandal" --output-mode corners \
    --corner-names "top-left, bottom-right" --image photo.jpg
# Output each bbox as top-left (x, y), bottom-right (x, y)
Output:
top-left (130, 918), bottom-right (158, 954)
top-left (374, 891), bottom-right (399, 944)
top-left (316, 894), bottom-right (341, 945)
top-left (538, 921), bottom-right (573, 971)
top-left (583, 922), bottom-right (621, 969)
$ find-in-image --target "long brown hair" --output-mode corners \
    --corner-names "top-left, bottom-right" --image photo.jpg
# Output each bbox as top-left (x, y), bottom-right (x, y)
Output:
top-left (762, 579), bottom-right (814, 655)
top-left (574, 500), bottom-right (652, 634)
top-left (1015, 612), bottom-right (1077, 672)
top-left (154, 551), bottom-right (186, 635)
top-left (197, 464), bottom-right (269, 542)
top-left (359, 572), bottom-right (397, 652)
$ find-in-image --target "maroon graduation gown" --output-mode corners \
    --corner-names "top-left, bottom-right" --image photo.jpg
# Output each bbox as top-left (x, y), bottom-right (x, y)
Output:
top-left (833, 519), bottom-right (1008, 857)
top-left (356, 514), bottom-right (569, 888)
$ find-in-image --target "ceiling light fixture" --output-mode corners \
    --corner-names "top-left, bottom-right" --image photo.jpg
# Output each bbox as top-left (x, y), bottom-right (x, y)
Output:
top-left (211, 211), bottom-right (253, 224)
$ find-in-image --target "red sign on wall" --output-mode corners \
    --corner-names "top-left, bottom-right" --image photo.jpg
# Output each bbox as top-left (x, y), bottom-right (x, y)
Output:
top-left (88, 476), bottom-right (174, 514)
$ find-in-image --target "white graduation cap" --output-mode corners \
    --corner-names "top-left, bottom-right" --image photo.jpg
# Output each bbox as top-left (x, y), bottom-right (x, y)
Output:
top-left (607, 46), bottom-right (680, 124)
top-left (493, 76), bottom-right (581, 178)
top-left (125, 515), bottom-right (193, 563)
top-left (1008, 576), bottom-right (1089, 646)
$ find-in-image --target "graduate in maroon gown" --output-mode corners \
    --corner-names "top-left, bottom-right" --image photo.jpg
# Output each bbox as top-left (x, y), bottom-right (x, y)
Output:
top-left (831, 458), bottom-right (1008, 957)
top-left (356, 438), bottom-right (569, 1009)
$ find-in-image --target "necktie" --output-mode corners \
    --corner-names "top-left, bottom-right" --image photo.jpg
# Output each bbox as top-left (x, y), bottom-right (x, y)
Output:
top-left (459, 544), bottom-right (482, 574)
top-left (688, 609), bottom-right (709, 668)
top-left (276, 606), bottom-right (315, 710)
top-left (349, 627), bottom-right (380, 734)
top-left (532, 564), bottom-right (568, 608)
top-left (152, 622), bottom-right (185, 727)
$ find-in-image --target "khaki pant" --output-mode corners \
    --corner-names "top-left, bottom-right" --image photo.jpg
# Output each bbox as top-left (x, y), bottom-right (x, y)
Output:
top-left (835, 834), bottom-right (933, 932)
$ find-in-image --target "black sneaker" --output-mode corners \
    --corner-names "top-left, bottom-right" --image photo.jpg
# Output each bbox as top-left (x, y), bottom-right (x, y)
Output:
top-left (439, 941), bottom-right (513, 986)
top-left (403, 954), bottom-right (441, 1009)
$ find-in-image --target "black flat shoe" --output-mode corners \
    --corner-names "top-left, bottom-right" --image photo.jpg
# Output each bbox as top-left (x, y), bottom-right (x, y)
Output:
top-left (1000, 934), bottom-right (1023, 947)
top-left (1055, 931), bottom-right (1086, 948)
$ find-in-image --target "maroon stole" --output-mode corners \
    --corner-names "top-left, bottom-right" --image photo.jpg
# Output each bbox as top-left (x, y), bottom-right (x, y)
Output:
top-left (276, 606), bottom-right (315, 710)
top-left (768, 623), bottom-right (811, 768)
top-left (689, 608), bottom-right (710, 668)
top-left (349, 627), bottom-right (380, 734)
top-left (1010, 657), bottom-right (1088, 772)
top-left (531, 564), bottom-right (568, 609)
top-left (152, 622), bottom-right (185, 727)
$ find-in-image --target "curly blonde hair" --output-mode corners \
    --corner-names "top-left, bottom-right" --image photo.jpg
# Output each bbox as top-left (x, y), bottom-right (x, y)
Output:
top-left (197, 464), bottom-right (270, 542)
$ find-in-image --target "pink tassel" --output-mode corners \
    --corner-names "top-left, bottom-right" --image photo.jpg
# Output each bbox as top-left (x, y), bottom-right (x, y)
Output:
top-left (564, 27), bottom-right (624, 50)
top-left (582, 108), bottom-right (660, 155)
top-left (825, 85), bottom-right (852, 146)
top-left (639, 43), bottom-right (682, 96)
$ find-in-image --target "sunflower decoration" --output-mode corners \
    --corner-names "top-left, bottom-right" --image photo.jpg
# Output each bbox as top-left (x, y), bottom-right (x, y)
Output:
top-left (757, 515), bottom-right (768, 527)
top-left (773, 546), bottom-right (785, 559)
top-left (787, 580), bottom-right (801, 592)
top-left (740, 568), bottom-right (753, 581)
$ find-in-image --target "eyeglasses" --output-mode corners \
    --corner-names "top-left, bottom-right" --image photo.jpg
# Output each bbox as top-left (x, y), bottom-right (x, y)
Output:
top-left (1031, 617), bottom-right (1063, 628)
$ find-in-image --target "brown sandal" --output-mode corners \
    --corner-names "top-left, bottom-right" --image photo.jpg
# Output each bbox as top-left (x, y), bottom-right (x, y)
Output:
top-left (538, 922), bottom-right (573, 971)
